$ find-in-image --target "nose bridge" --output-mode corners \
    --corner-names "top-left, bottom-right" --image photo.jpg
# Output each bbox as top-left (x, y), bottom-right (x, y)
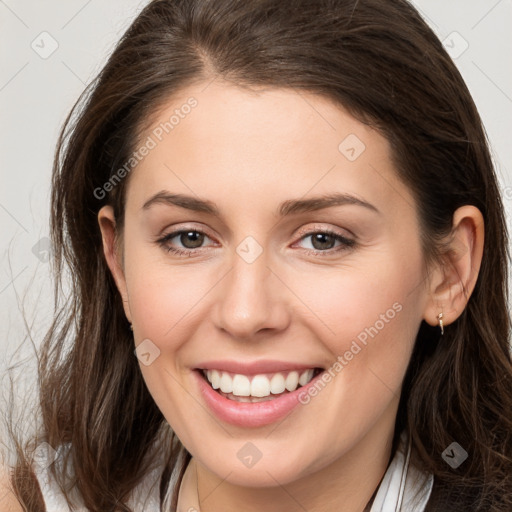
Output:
top-left (214, 237), bottom-right (289, 338)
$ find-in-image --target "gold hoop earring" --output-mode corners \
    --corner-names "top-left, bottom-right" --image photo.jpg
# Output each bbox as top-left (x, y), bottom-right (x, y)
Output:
top-left (129, 323), bottom-right (133, 331)
top-left (437, 313), bottom-right (444, 336)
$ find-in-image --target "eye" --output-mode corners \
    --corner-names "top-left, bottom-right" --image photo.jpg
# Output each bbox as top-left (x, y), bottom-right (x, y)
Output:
top-left (155, 227), bottom-right (356, 257)
top-left (295, 229), bottom-right (355, 255)
top-left (156, 228), bottom-right (215, 256)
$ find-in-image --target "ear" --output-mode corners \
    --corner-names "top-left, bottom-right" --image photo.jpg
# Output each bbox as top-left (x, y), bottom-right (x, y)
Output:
top-left (97, 205), bottom-right (132, 324)
top-left (423, 205), bottom-right (484, 329)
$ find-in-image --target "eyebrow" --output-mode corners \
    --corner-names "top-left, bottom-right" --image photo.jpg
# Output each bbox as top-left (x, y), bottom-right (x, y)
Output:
top-left (142, 191), bottom-right (380, 216)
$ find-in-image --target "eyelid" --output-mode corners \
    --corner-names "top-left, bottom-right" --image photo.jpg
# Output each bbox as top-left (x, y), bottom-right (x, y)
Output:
top-left (294, 223), bottom-right (355, 241)
top-left (158, 223), bottom-right (216, 240)
top-left (157, 225), bottom-right (217, 247)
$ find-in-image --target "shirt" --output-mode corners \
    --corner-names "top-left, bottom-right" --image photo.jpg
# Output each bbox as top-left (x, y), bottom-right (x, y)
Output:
top-left (32, 429), bottom-right (433, 511)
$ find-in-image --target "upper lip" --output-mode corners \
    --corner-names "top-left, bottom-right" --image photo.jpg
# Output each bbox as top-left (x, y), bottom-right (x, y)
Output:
top-left (195, 359), bottom-right (323, 375)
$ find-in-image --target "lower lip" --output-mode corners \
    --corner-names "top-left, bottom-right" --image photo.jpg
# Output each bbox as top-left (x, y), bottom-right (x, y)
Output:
top-left (194, 369), bottom-right (323, 428)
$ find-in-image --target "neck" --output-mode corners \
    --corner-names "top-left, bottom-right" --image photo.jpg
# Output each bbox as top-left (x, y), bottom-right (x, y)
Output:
top-left (177, 419), bottom-right (396, 512)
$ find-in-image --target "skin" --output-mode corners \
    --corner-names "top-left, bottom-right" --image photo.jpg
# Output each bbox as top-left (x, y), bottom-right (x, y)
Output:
top-left (98, 80), bottom-right (484, 512)
top-left (0, 468), bottom-right (23, 512)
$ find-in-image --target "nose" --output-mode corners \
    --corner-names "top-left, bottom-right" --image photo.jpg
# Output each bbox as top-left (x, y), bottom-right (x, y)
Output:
top-left (213, 248), bottom-right (291, 340)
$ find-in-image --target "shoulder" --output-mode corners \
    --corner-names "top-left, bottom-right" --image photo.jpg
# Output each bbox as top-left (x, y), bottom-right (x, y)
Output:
top-left (0, 466), bottom-right (24, 512)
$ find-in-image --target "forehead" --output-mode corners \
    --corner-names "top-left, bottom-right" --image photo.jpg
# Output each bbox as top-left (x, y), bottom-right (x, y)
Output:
top-left (126, 81), bottom-right (416, 221)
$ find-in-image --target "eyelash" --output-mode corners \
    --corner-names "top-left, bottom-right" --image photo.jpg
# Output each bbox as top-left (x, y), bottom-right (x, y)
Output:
top-left (155, 227), bottom-right (356, 257)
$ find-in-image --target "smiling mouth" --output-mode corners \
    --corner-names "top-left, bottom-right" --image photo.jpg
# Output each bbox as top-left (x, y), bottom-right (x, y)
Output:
top-left (199, 368), bottom-right (324, 403)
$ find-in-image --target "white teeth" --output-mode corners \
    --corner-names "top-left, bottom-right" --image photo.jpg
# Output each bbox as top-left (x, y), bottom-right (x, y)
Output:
top-left (251, 375), bottom-right (270, 397)
top-left (285, 371), bottom-right (299, 391)
top-left (232, 374), bottom-right (251, 396)
top-left (210, 370), bottom-right (220, 389)
top-left (203, 368), bottom-right (318, 398)
top-left (299, 369), bottom-right (314, 386)
top-left (270, 373), bottom-right (286, 394)
top-left (219, 372), bottom-right (233, 393)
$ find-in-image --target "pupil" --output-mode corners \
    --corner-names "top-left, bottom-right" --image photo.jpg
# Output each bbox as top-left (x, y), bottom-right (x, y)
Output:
top-left (312, 233), bottom-right (334, 250)
top-left (181, 231), bottom-right (203, 248)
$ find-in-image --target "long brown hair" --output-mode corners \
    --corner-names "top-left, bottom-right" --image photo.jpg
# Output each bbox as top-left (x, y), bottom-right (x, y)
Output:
top-left (4, 0), bottom-right (512, 510)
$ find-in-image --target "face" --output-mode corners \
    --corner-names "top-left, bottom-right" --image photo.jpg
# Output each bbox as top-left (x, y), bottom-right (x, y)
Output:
top-left (99, 81), bottom-right (432, 487)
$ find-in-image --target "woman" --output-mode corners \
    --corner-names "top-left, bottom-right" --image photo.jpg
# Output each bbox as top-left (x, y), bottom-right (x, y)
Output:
top-left (2, 0), bottom-right (512, 510)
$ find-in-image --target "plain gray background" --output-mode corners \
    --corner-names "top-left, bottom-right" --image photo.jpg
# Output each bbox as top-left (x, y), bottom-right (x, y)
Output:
top-left (1, 0), bottom-right (511, 446)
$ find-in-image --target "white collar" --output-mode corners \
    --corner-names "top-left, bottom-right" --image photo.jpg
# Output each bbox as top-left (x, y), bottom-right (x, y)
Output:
top-left (370, 430), bottom-right (433, 511)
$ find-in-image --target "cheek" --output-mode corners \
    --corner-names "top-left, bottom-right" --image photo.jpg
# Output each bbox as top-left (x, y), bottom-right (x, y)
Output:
top-left (291, 250), bottom-right (423, 403)
top-left (124, 255), bottom-right (212, 439)
top-left (125, 250), bottom-right (212, 340)
top-left (121, 244), bottom-right (211, 392)
top-left (284, 261), bottom-right (421, 471)
top-left (293, 254), bottom-right (422, 349)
